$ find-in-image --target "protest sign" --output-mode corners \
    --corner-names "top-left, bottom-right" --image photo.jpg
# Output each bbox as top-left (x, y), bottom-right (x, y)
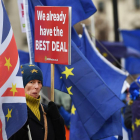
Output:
top-left (35, 6), bottom-right (71, 65)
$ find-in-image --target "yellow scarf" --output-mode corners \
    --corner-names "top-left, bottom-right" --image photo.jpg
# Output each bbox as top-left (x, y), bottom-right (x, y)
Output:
top-left (26, 94), bottom-right (41, 121)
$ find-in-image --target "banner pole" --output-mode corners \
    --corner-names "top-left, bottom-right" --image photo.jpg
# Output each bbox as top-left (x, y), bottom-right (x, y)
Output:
top-left (51, 64), bottom-right (55, 101)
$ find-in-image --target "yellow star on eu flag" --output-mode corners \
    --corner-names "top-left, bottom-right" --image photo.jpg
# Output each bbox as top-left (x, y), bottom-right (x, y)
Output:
top-left (4, 57), bottom-right (12, 71)
top-left (10, 83), bottom-right (17, 96)
top-left (66, 86), bottom-right (73, 95)
top-left (29, 64), bottom-right (35, 67)
top-left (6, 108), bottom-right (12, 122)
top-left (61, 66), bottom-right (74, 79)
top-left (71, 105), bottom-right (76, 115)
top-left (135, 118), bottom-right (140, 127)
top-left (31, 69), bottom-right (38, 73)
top-left (132, 124), bottom-right (135, 131)
top-left (21, 70), bottom-right (24, 74)
top-left (102, 52), bottom-right (108, 57)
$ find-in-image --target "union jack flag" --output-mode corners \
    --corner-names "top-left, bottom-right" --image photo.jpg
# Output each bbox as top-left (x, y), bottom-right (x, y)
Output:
top-left (0, 0), bottom-right (27, 139)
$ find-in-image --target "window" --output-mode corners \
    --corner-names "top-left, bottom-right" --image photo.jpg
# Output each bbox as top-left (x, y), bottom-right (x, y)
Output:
top-left (135, 0), bottom-right (140, 9)
top-left (98, 2), bottom-right (105, 13)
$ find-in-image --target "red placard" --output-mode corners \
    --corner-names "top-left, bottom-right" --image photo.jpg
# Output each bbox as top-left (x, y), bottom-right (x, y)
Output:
top-left (34, 6), bottom-right (71, 65)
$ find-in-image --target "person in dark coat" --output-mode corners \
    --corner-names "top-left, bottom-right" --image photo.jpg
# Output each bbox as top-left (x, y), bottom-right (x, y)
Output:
top-left (9, 64), bottom-right (66, 140)
top-left (124, 104), bottom-right (132, 129)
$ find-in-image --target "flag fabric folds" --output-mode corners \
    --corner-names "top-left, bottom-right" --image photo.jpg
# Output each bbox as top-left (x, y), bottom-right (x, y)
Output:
top-left (69, 25), bottom-right (127, 139)
top-left (0, 0), bottom-right (27, 139)
top-left (58, 40), bottom-right (125, 139)
top-left (24, 0), bottom-right (126, 139)
top-left (81, 26), bottom-right (127, 99)
top-left (120, 30), bottom-right (140, 74)
top-left (70, 104), bottom-right (90, 140)
top-left (96, 41), bottom-right (140, 63)
top-left (40, 0), bottom-right (97, 26)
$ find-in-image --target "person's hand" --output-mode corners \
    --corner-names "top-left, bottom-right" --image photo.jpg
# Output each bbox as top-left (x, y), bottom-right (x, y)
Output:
top-left (47, 101), bottom-right (60, 120)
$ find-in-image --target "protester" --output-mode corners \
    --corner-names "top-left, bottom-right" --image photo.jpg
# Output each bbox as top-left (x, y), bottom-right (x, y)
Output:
top-left (128, 76), bottom-right (140, 140)
top-left (123, 88), bottom-right (132, 130)
top-left (124, 104), bottom-right (132, 130)
top-left (9, 64), bottom-right (66, 140)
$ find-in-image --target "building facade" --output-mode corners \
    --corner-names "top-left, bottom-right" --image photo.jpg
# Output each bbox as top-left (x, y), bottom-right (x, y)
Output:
top-left (93, 0), bottom-right (140, 41)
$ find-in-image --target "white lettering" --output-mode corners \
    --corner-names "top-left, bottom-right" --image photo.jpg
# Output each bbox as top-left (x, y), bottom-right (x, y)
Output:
top-left (37, 10), bottom-right (45, 20)
top-left (52, 41), bottom-right (56, 51)
top-left (35, 40), bottom-right (39, 50)
top-left (51, 41), bottom-right (67, 52)
top-left (35, 40), bottom-right (50, 51)
top-left (40, 25), bottom-right (52, 36)
top-left (45, 11), bottom-right (66, 24)
top-left (53, 26), bottom-right (63, 37)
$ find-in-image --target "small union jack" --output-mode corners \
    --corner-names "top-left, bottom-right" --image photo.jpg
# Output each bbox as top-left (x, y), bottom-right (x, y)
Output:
top-left (0, 0), bottom-right (27, 139)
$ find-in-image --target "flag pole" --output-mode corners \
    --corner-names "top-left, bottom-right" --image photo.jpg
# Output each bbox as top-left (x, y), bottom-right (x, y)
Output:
top-left (112, 0), bottom-right (121, 69)
top-left (51, 64), bottom-right (55, 101)
top-left (112, 0), bottom-right (119, 42)
top-left (23, 1), bottom-right (33, 140)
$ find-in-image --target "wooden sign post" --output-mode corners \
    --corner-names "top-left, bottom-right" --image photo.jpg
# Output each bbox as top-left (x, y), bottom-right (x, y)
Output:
top-left (51, 64), bottom-right (55, 101)
top-left (34, 6), bottom-right (71, 101)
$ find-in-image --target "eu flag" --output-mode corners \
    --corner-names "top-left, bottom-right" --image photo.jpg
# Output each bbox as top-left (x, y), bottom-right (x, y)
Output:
top-left (57, 40), bottom-right (125, 139)
top-left (39, 0), bottom-right (97, 26)
top-left (70, 104), bottom-right (90, 140)
top-left (69, 26), bottom-right (127, 139)
top-left (95, 41), bottom-right (140, 63)
top-left (120, 30), bottom-right (140, 74)
top-left (81, 26), bottom-right (127, 100)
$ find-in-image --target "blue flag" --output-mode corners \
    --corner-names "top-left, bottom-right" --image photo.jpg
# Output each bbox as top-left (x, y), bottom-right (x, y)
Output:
top-left (39, 0), bottom-right (97, 26)
top-left (81, 26), bottom-right (127, 99)
top-left (58, 40), bottom-right (125, 139)
top-left (18, 50), bottom-right (29, 65)
top-left (95, 41), bottom-right (140, 63)
top-left (24, 0), bottom-right (126, 139)
top-left (69, 25), bottom-right (127, 139)
top-left (70, 104), bottom-right (90, 140)
top-left (120, 30), bottom-right (140, 74)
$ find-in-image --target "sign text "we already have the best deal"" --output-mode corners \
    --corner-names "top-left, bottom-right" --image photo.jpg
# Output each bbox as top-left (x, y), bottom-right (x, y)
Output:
top-left (35, 10), bottom-right (67, 52)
